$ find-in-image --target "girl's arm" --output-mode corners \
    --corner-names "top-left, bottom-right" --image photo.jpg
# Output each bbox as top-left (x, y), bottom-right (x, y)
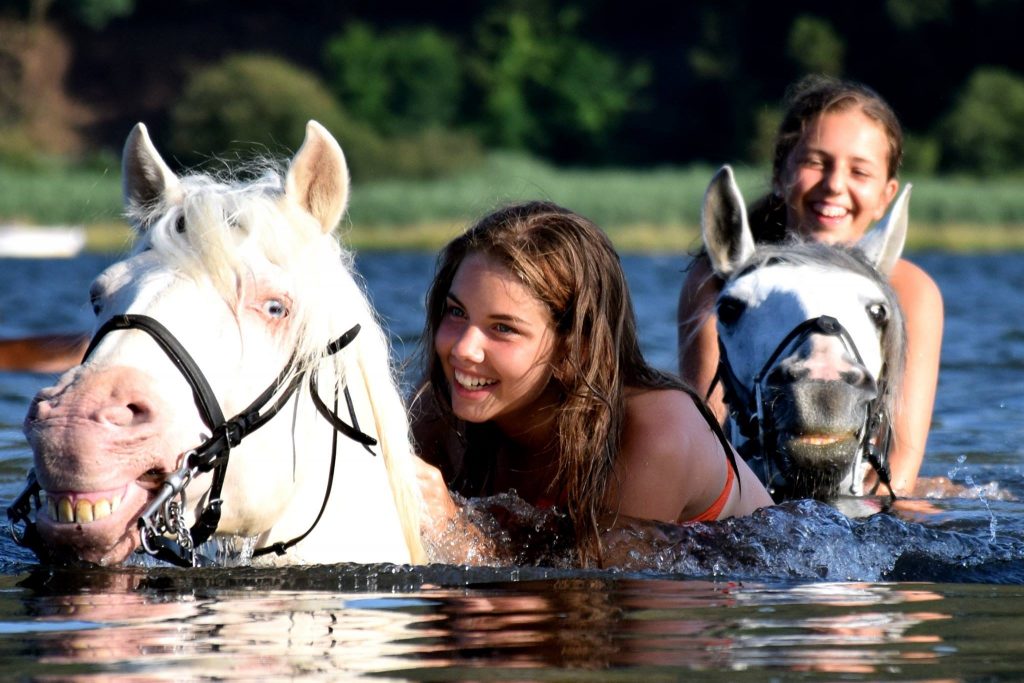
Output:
top-left (875, 259), bottom-right (944, 495)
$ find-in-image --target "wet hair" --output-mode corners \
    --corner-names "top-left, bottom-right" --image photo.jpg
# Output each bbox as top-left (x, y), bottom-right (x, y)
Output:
top-left (749, 74), bottom-right (904, 243)
top-left (417, 200), bottom-right (684, 565)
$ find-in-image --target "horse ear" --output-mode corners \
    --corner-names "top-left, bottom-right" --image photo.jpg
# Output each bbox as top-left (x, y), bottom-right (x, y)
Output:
top-left (285, 120), bottom-right (350, 234)
top-left (702, 165), bottom-right (755, 276)
top-left (857, 183), bottom-right (911, 276)
top-left (122, 123), bottom-right (180, 230)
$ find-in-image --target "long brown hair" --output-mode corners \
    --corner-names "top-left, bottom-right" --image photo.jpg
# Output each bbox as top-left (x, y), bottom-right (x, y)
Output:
top-left (749, 74), bottom-right (904, 243)
top-left (418, 201), bottom-right (682, 565)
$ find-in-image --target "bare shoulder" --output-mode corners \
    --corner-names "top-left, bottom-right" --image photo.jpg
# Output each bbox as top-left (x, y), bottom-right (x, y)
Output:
top-left (623, 388), bottom-right (719, 468)
top-left (679, 256), bottom-right (721, 307)
top-left (891, 258), bottom-right (944, 317)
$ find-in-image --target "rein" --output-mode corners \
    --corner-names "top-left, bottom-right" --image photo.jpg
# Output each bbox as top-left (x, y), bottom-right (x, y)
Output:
top-left (8, 313), bottom-right (377, 568)
top-left (713, 314), bottom-right (896, 504)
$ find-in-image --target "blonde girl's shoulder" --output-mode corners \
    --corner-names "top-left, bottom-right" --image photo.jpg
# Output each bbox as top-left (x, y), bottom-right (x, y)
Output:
top-left (890, 258), bottom-right (943, 317)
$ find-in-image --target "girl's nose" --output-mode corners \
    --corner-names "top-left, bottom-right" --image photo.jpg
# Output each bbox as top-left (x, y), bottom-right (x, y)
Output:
top-left (823, 166), bottom-right (846, 194)
top-left (451, 326), bottom-right (485, 364)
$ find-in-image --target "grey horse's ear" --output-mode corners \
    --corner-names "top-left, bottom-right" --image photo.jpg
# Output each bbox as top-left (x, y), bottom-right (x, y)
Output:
top-left (702, 165), bottom-right (755, 276)
top-left (285, 120), bottom-right (350, 234)
top-left (122, 123), bottom-right (181, 231)
top-left (857, 183), bottom-right (911, 276)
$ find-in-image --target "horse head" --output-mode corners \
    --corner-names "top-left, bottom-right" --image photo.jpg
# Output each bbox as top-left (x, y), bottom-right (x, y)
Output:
top-left (17, 121), bottom-right (425, 566)
top-left (701, 165), bottom-right (908, 502)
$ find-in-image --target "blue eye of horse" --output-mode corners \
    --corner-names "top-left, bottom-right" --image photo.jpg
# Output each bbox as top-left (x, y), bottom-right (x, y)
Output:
top-left (716, 297), bottom-right (746, 326)
top-left (264, 300), bottom-right (288, 319)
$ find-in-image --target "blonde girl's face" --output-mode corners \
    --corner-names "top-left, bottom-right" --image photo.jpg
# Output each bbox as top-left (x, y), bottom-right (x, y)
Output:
top-left (434, 252), bottom-right (559, 434)
top-left (781, 108), bottom-right (900, 245)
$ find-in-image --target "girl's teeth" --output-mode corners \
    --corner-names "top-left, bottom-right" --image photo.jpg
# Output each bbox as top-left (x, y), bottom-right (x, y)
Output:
top-left (817, 204), bottom-right (848, 218)
top-left (455, 371), bottom-right (496, 389)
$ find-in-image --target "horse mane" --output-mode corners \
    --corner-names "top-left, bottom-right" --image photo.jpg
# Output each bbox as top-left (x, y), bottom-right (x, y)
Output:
top-left (732, 238), bottom-right (907, 422)
top-left (128, 163), bottom-right (425, 562)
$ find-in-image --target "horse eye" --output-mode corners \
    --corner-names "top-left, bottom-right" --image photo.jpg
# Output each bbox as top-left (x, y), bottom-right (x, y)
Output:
top-left (175, 216), bottom-right (186, 234)
top-left (867, 302), bottom-right (888, 327)
top-left (89, 283), bottom-right (103, 315)
top-left (263, 299), bottom-right (288, 319)
top-left (716, 297), bottom-right (746, 326)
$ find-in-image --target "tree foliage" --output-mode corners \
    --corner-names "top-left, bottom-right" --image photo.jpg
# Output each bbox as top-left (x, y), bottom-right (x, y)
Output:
top-left (939, 67), bottom-right (1024, 175)
top-left (169, 54), bottom-right (481, 180)
top-left (323, 23), bottom-right (463, 136)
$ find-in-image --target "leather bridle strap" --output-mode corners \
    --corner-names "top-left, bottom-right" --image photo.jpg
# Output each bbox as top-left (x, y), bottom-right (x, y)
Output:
top-left (84, 314), bottom-right (226, 430)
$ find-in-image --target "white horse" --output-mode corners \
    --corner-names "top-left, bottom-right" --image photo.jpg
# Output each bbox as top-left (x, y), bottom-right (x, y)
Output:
top-left (15, 121), bottom-right (426, 566)
top-left (700, 165), bottom-right (910, 502)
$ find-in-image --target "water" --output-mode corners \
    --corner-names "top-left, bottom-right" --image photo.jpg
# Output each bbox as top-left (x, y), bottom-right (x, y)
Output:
top-left (1, 250), bottom-right (1023, 680)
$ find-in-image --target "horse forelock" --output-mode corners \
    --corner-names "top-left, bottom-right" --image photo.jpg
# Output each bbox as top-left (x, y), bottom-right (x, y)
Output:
top-left (728, 240), bottom-right (906, 419)
top-left (133, 166), bottom-right (379, 383)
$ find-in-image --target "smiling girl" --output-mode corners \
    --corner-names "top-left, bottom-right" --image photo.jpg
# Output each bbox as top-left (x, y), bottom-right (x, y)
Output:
top-left (677, 75), bottom-right (944, 497)
top-left (413, 201), bottom-right (772, 566)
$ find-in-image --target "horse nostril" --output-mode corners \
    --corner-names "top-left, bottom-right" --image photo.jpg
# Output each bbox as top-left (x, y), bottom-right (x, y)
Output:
top-left (766, 362), bottom-right (806, 386)
top-left (840, 368), bottom-right (869, 387)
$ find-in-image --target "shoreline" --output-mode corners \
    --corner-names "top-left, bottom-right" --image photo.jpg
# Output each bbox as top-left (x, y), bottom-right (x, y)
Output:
top-left (79, 221), bottom-right (1024, 254)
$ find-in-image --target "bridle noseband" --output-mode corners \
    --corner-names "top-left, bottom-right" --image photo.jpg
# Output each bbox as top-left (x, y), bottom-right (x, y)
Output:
top-left (714, 314), bottom-right (896, 504)
top-left (9, 313), bottom-right (378, 567)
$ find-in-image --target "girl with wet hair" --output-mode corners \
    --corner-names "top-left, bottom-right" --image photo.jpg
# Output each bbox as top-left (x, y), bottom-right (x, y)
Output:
top-left (414, 200), bottom-right (772, 566)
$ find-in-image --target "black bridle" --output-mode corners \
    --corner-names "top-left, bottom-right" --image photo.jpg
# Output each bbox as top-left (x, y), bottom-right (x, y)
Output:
top-left (712, 314), bottom-right (896, 503)
top-left (8, 313), bottom-right (377, 567)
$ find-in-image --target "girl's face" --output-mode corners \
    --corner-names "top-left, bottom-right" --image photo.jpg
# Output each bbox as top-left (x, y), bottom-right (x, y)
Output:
top-left (435, 252), bottom-right (559, 434)
top-left (781, 108), bottom-right (899, 244)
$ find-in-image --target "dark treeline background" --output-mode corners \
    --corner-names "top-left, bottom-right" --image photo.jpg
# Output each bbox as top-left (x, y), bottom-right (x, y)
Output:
top-left (3, 0), bottom-right (1024, 179)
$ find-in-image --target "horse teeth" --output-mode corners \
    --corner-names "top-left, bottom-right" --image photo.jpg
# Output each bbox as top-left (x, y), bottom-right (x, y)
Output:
top-left (47, 496), bottom-right (57, 520)
top-left (93, 499), bottom-right (112, 520)
top-left (111, 494), bottom-right (122, 512)
top-left (58, 498), bottom-right (74, 523)
top-left (75, 500), bottom-right (94, 523)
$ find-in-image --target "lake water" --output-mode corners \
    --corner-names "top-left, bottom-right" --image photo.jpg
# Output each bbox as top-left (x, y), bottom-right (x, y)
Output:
top-left (1, 249), bottom-right (1023, 680)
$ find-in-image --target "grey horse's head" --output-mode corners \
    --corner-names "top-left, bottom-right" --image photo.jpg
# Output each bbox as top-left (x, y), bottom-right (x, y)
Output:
top-left (701, 166), bottom-right (909, 501)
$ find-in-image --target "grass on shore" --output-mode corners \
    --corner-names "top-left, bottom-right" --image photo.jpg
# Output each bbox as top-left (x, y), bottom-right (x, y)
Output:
top-left (6, 154), bottom-right (1024, 253)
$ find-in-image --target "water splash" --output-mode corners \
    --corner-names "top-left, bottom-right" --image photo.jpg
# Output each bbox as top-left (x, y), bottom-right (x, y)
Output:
top-left (949, 453), bottom-right (999, 541)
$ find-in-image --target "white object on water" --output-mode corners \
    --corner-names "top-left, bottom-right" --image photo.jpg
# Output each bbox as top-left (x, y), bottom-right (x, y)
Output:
top-left (0, 224), bottom-right (86, 258)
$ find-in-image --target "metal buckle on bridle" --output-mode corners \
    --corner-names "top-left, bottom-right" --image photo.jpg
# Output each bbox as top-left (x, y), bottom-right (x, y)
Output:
top-left (138, 451), bottom-right (200, 566)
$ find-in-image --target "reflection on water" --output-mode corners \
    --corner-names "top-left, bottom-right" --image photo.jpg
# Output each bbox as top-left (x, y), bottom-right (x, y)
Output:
top-left (1, 251), bottom-right (1024, 679)
top-left (0, 567), bottom-right (990, 680)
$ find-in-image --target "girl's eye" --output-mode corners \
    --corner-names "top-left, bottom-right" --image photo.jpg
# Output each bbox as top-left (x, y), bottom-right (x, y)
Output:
top-left (445, 303), bottom-right (466, 319)
top-left (494, 323), bottom-right (516, 335)
top-left (263, 299), bottom-right (288, 319)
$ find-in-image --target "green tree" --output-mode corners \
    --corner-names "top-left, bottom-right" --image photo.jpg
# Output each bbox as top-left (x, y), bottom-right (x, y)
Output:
top-left (169, 54), bottom-right (387, 176)
top-left (323, 23), bottom-right (462, 136)
top-left (939, 67), bottom-right (1024, 175)
top-left (787, 15), bottom-right (844, 76)
top-left (469, 5), bottom-right (648, 160)
top-left (169, 54), bottom-right (481, 180)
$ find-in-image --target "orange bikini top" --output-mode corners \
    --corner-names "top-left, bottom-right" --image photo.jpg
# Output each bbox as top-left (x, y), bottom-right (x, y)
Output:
top-left (687, 458), bottom-right (735, 522)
